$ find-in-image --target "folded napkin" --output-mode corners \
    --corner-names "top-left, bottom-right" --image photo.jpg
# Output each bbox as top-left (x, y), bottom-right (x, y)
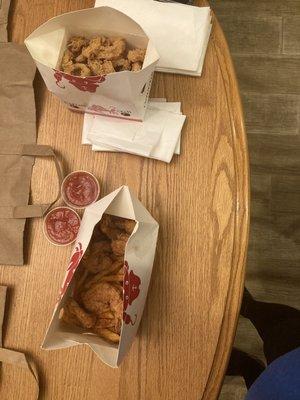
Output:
top-left (88, 105), bottom-right (186, 162)
top-left (94, 0), bottom-right (212, 76)
top-left (83, 99), bottom-right (182, 154)
top-left (83, 99), bottom-right (186, 162)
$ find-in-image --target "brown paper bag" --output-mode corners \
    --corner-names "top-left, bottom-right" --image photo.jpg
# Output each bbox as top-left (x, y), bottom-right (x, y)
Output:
top-left (0, 143), bottom-right (63, 265)
top-left (0, 286), bottom-right (40, 399)
top-left (0, 42), bottom-right (63, 265)
top-left (0, 0), bottom-right (11, 42)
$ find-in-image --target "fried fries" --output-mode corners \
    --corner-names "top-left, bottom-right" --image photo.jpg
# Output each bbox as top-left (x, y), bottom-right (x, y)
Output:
top-left (61, 214), bottom-right (136, 344)
top-left (60, 35), bottom-right (145, 76)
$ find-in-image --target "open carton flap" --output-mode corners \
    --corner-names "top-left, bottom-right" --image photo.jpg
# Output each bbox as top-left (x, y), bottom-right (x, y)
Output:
top-left (25, 6), bottom-right (159, 70)
top-left (42, 186), bottom-right (159, 367)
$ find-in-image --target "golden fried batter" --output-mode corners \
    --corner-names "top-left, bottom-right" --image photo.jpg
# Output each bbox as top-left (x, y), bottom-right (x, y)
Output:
top-left (94, 315), bottom-right (122, 335)
top-left (60, 35), bottom-right (145, 76)
top-left (88, 59), bottom-right (115, 75)
top-left (96, 38), bottom-right (126, 61)
top-left (127, 48), bottom-right (146, 63)
top-left (131, 62), bottom-right (142, 72)
top-left (61, 213), bottom-right (135, 345)
top-left (84, 255), bottom-right (113, 274)
top-left (93, 240), bottom-right (112, 254)
top-left (81, 36), bottom-right (103, 59)
top-left (112, 58), bottom-right (131, 71)
top-left (81, 281), bottom-right (123, 316)
top-left (63, 63), bottom-right (91, 77)
top-left (67, 36), bottom-right (89, 54)
top-left (99, 214), bottom-right (123, 240)
top-left (93, 327), bottom-right (120, 343)
top-left (62, 298), bottom-right (96, 329)
top-left (111, 233), bottom-right (130, 256)
top-left (75, 53), bottom-right (87, 63)
top-left (112, 216), bottom-right (136, 234)
top-left (61, 49), bottom-right (74, 69)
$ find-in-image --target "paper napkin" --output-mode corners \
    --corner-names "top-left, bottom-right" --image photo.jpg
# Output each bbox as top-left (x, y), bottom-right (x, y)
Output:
top-left (83, 99), bottom-right (183, 154)
top-left (87, 105), bottom-right (186, 162)
top-left (94, 0), bottom-right (212, 76)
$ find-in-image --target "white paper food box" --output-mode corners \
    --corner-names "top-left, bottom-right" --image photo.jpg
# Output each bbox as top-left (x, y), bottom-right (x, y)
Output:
top-left (24, 7), bottom-right (159, 121)
top-left (42, 186), bottom-right (159, 367)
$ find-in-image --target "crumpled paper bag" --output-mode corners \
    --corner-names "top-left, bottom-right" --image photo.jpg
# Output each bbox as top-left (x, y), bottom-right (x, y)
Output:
top-left (0, 41), bottom-right (62, 265)
top-left (0, 286), bottom-right (39, 399)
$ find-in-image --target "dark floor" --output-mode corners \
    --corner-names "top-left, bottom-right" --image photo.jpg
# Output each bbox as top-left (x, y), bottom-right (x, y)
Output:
top-left (209, 0), bottom-right (300, 397)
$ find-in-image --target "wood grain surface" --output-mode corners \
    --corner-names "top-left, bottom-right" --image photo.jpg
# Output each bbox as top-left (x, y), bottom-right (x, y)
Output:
top-left (0, 1), bottom-right (249, 399)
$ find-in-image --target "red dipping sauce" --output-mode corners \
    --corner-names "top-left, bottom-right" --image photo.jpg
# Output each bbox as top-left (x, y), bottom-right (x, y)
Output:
top-left (43, 207), bottom-right (81, 246)
top-left (61, 171), bottom-right (100, 209)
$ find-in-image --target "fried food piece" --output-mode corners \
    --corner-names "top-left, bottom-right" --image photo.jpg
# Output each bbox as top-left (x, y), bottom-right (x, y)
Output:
top-left (73, 268), bottom-right (89, 301)
top-left (94, 315), bottom-right (122, 335)
top-left (75, 53), bottom-right (87, 63)
top-left (82, 240), bottom-right (111, 261)
top-left (62, 298), bottom-right (96, 329)
top-left (63, 63), bottom-right (91, 77)
top-left (131, 62), bottom-right (142, 72)
top-left (91, 226), bottom-right (107, 241)
top-left (81, 259), bottom-right (124, 292)
top-left (85, 255), bottom-right (113, 274)
top-left (101, 274), bottom-right (124, 283)
top-left (81, 240), bottom-right (113, 274)
top-left (88, 59), bottom-right (115, 75)
top-left (96, 38), bottom-right (126, 61)
top-left (61, 49), bottom-right (74, 69)
top-left (95, 317), bottom-right (115, 330)
top-left (92, 240), bottom-right (112, 254)
top-left (124, 219), bottom-right (136, 233)
top-left (61, 310), bottom-right (80, 327)
top-left (67, 36), bottom-right (89, 54)
top-left (111, 233), bottom-right (130, 256)
top-left (112, 216), bottom-right (136, 234)
top-left (99, 214), bottom-right (123, 240)
top-left (81, 36), bottom-right (104, 59)
top-left (61, 35), bottom-right (146, 77)
top-left (81, 240), bottom-right (114, 274)
top-left (112, 58), bottom-right (131, 71)
top-left (81, 281), bottom-right (123, 316)
top-left (61, 213), bottom-right (135, 345)
top-left (93, 327), bottom-right (120, 343)
top-left (101, 311), bottom-right (115, 319)
top-left (127, 48), bottom-right (146, 63)
top-left (111, 260), bottom-right (124, 273)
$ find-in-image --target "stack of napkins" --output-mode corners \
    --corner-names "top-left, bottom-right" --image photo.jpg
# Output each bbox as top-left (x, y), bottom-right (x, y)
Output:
top-left (82, 99), bottom-right (186, 163)
top-left (83, 0), bottom-right (212, 162)
top-left (94, 0), bottom-right (212, 76)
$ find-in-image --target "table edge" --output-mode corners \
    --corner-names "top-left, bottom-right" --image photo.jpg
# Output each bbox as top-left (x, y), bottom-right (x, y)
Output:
top-left (201, 11), bottom-right (250, 400)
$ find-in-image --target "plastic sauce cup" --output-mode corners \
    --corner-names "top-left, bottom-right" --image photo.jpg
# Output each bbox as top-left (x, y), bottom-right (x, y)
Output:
top-left (43, 206), bottom-right (81, 246)
top-left (61, 171), bottom-right (100, 209)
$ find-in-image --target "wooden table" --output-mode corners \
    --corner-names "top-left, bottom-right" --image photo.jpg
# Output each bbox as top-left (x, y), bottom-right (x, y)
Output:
top-left (0, 1), bottom-right (249, 399)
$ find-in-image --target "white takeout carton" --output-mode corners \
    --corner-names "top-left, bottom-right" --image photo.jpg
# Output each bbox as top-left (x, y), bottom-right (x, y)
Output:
top-left (24, 7), bottom-right (159, 121)
top-left (42, 186), bottom-right (159, 367)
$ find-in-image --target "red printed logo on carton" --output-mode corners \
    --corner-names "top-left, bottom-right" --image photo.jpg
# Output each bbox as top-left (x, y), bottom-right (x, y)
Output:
top-left (58, 242), bottom-right (83, 301)
top-left (123, 261), bottom-right (141, 325)
top-left (53, 69), bottom-right (106, 93)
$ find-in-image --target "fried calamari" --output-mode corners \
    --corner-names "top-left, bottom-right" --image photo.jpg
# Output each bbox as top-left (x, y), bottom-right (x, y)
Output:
top-left (60, 35), bottom-right (145, 76)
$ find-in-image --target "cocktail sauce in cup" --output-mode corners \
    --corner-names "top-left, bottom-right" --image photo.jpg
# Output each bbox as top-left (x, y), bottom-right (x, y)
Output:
top-left (61, 171), bottom-right (100, 209)
top-left (43, 206), bottom-right (81, 246)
